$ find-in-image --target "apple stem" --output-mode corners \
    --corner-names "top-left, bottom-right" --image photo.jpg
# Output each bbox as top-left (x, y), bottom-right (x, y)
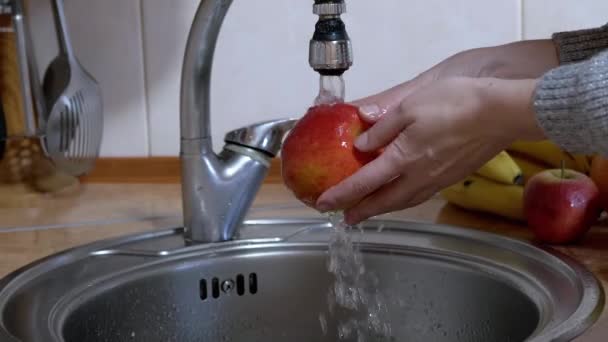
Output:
top-left (560, 159), bottom-right (565, 179)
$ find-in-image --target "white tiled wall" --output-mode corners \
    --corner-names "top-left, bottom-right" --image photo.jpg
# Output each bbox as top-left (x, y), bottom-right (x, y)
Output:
top-left (24, 0), bottom-right (608, 156)
top-left (523, 0), bottom-right (608, 39)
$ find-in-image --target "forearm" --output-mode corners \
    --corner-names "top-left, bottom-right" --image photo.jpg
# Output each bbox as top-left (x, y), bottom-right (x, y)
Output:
top-left (428, 40), bottom-right (559, 81)
top-left (534, 50), bottom-right (608, 157)
top-left (476, 77), bottom-right (544, 142)
top-left (482, 40), bottom-right (560, 79)
top-left (483, 22), bottom-right (608, 78)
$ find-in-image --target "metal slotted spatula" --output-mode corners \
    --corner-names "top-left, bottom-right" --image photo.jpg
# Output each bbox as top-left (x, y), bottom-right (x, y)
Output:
top-left (42, 0), bottom-right (103, 176)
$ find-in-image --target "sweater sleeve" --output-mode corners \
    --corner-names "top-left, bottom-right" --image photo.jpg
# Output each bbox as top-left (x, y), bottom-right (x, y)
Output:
top-left (552, 23), bottom-right (608, 64)
top-left (533, 26), bottom-right (608, 157)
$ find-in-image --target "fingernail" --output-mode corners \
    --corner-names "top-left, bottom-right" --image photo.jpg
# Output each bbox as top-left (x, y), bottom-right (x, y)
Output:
top-left (358, 104), bottom-right (381, 120)
top-left (355, 132), bottom-right (368, 150)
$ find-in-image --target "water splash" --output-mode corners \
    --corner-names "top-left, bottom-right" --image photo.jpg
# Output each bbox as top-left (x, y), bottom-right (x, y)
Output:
top-left (324, 211), bottom-right (392, 341)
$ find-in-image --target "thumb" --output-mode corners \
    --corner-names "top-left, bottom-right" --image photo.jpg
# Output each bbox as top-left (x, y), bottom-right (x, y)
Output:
top-left (349, 82), bottom-right (417, 152)
top-left (350, 85), bottom-right (404, 123)
top-left (354, 108), bottom-right (413, 152)
top-left (350, 80), bottom-right (417, 123)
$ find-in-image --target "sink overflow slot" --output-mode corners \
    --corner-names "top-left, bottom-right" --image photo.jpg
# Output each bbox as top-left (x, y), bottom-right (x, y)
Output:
top-left (200, 273), bottom-right (257, 301)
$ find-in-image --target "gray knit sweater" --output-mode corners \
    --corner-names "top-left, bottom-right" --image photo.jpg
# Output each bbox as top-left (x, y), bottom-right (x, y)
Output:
top-left (534, 23), bottom-right (608, 157)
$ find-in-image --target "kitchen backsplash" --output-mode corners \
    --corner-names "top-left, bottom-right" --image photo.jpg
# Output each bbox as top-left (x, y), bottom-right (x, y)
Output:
top-left (23, 0), bottom-right (608, 156)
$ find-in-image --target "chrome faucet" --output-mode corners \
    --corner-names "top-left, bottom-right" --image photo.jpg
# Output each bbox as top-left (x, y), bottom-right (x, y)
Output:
top-left (180, 0), bottom-right (353, 243)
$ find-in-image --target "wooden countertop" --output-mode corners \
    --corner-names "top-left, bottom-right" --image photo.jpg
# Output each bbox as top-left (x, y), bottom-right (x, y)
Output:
top-left (0, 183), bottom-right (607, 341)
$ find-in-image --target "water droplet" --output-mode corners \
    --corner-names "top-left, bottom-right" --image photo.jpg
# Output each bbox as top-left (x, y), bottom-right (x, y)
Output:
top-left (319, 313), bottom-right (328, 335)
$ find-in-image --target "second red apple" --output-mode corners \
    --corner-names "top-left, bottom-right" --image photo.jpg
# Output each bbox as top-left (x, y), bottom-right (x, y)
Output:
top-left (524, 169), bottom-right (600, 245)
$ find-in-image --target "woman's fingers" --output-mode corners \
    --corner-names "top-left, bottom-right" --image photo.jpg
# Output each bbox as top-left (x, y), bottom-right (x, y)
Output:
top-left (316, 150), bottom-right (401, 212)
top-left (343, 175), bottom-right (415, 225)
top-left (315, 82), bottom-right (418, 213)
top-left (342, 166), bottom-right (443, 225)
top-left (343, 177), bottom-right (407, 225)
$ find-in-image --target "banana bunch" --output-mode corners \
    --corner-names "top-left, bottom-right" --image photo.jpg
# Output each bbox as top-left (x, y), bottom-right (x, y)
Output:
top-left (439, 140), bottom-right (594, 221)
top-left (440, 175), bottom-right (525, 221)
top-left (475, 151), bottom-right (523, 185)
top-left (508, 140), bottom-right (592, 175)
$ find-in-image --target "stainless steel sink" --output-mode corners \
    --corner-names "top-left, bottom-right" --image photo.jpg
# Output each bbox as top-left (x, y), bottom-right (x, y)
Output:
top-left (0, 218), bottom-right (603, 341)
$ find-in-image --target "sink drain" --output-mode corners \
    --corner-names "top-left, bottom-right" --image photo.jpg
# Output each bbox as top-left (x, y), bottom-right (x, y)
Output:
top-left (200, 273), bottom-right (258, 300)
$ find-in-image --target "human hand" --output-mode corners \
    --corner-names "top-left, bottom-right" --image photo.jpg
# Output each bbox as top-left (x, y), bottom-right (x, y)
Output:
top-left (316, 77), bottom-right (545, 225)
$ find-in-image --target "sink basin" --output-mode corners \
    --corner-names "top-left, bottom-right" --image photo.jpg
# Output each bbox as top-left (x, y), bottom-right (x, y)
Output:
top-left (0, 218), bottom-right (603, 341)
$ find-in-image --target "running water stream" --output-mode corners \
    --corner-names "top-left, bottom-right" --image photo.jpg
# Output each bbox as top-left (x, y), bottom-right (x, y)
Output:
top-left (314, 75), bottom-right (346, 105)
top-left (322, 212), bottom-right (393, 341)
top-left (312, 76), bottom-right (393, 341)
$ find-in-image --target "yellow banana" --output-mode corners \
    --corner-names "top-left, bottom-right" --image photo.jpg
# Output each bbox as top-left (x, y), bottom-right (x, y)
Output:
top-left (440, 175), bottom-right (524, 221)
top-left (509, 153), bottom-right (549, 184)
top-left (475, 151), bottom-right (523, 185)
top-left (573, 154), bottom-right (593, 174)
top-left (508, 140), bottom-right (578, 170)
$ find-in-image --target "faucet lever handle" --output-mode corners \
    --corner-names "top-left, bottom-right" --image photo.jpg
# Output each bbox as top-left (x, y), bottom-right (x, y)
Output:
top-left (224, 118), bottom-right (297, 157)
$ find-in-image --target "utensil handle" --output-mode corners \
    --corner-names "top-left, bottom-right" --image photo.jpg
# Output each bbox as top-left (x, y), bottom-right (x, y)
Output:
top-left (17, 0), bottom-right (46, 132)
top-left (12, 0), bottom-right (37, 136)
top-left (50, 0), bottom-right (75, 61)
top-left (0, 97), bottom-right (6, 161)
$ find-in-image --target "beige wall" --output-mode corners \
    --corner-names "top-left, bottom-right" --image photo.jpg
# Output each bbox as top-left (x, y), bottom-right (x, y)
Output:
top-left (24, 0), bottom-right (608, 156)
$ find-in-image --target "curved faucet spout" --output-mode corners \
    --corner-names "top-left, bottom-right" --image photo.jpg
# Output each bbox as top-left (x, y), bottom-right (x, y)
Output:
top-left (180, 0), bottom-right (232, 147)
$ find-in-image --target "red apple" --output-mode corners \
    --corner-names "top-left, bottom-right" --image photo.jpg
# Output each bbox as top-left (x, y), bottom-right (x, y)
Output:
top-left (280, 103), bottom-right (379, 207)
top-left (590, 155), bottom-right (608, 212)
top-left (524, 169), bottom-right (600, 245)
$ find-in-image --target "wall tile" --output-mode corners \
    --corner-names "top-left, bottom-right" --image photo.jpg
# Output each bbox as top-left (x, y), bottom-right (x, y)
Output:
top-left (345, 0), bottom-right (520, 99)
top-left (523, 0), bottom-right (608, 39)
top-left (141, 0), bottom-right (199, 156)
top-left (144, 0), bottom-right (521, 156)
top-left (25, 0), bottom-right (148, 156)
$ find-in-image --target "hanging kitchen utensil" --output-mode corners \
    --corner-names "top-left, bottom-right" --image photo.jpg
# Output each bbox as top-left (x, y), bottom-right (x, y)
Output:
top-left (12, 0), bottom-right (42, 137)
top-left (42, 0), bottom-right (102, 176)
top-left (0, 0), bottom-right (46, 184)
